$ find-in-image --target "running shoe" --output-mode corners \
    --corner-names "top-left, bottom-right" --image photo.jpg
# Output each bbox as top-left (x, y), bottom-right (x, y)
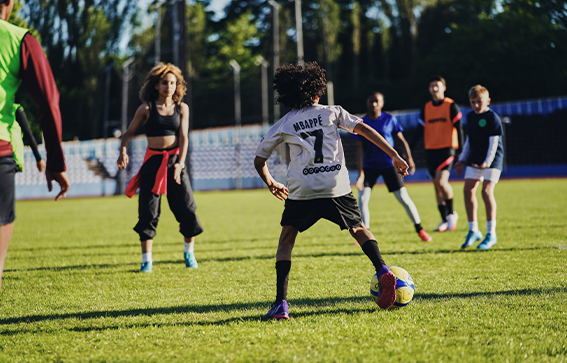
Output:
top-left (418, 229), bottom-right (432, 242)
top-left (140, 261), bottom-right (152, 273)
top-left (434, 220), bottom-right (448, 232)
top-left (376, 265), bottom-right (396, 309)
top-left (184, 252), bottom-right (198, 268)
top-left (461, 230), bottom-right (483, 249)
top-left (477, 234), bottom-right (497, 250)
top-left (262, 300), bottom-right (290, 321)
top-left (447, 211), bottom-right (458, 231)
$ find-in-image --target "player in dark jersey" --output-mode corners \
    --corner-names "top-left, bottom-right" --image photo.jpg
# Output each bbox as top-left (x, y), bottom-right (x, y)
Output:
top-left (413, 75), bottom-right (464, 233)
top-left (354, 92), bottom-right (432, 242)
top-left (117, 63), bottom-right (203, 273)
top-left (455, 85), bottom-right (504, 250)
top-left (255, 62), bottom-right (409, 320)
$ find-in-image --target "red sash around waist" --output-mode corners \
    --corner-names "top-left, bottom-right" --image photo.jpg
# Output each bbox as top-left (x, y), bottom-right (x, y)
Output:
top-left (125, 147), bottom-right (180, 198)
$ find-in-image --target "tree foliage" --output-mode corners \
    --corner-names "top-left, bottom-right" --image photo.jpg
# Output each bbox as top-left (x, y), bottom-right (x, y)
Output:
top-left (12, 0), bottom-right (567, 138)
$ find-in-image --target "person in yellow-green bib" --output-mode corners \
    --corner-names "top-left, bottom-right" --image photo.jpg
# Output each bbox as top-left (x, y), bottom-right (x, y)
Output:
top-left (0, 0), bottom-right (69, 289)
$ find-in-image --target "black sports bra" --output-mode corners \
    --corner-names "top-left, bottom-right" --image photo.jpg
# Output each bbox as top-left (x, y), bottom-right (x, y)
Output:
top-left (145, 101), bottom-right (181, 137)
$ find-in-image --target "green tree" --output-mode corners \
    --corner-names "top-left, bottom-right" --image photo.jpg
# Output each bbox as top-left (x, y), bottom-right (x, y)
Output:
top-left (20, 0), bottom-right (136, 140)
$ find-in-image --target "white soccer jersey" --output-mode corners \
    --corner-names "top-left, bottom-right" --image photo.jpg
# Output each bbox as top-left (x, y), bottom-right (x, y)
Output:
top-left (256, 104), bottom-right (362, 200)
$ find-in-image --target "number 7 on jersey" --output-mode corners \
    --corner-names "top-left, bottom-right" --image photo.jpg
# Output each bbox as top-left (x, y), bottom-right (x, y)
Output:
top-left (300, 129), bottom-right (324, 163)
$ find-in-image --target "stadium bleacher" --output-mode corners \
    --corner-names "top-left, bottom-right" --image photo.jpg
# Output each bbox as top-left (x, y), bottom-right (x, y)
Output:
top-left (14, 96), bottom-right (567, 199)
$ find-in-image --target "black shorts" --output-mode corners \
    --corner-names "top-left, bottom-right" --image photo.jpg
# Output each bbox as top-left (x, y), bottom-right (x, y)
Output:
top-left (363, 167), bottom-right (404, 192)
top-left (0, 154), bottom-right (17, 227)
top-left (280, 192), bottom-right (363, 232)
top-left (425, 147), bottom-right (456, 177)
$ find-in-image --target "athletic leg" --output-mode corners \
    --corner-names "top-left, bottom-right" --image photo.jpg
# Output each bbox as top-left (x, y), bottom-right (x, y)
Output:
top-left (436, 169), bottom-right (459, 231)
top-left (166, 159), bottom-right (204, 268)
top-left (263, 225), bottom-right (298, 320)
top-left (358, 187), bottom-right (372, 228)
top-left (464, 178), bottom-right (480, 224)
top-left (482, 180), bottom-right (497, 225)
top-left (461, 170), bottom-right (483, 248)
top-left (0, 222), bottom-right (14, 289)
top-left (350, 225), bottom-right (395, 309)
top-left (134, 162), bottom-right (162, 272)
top-left (0, 157), bottom-right (17, 288)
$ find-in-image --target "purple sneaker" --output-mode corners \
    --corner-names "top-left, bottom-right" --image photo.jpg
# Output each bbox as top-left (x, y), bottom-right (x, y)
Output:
top-left (262, 300), bottom-right (290, 321)
top-left (376, 266), bottom-right (397, 309)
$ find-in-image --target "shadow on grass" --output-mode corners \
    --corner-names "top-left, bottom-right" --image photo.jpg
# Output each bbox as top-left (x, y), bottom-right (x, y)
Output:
top-left (7, 237), bottom-right (274, 254)
top-left (1, 287), bottom-right (564, 334)
top-left (4, 245), bottom-right (553, 272)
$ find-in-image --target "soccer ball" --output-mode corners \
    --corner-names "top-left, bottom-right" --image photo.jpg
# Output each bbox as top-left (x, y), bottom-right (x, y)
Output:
top-left (370, 266), bottom-right (415, 309)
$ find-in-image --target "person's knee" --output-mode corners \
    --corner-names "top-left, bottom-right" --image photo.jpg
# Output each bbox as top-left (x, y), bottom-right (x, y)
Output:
top-left (481, 188), bottom-right (493, 200)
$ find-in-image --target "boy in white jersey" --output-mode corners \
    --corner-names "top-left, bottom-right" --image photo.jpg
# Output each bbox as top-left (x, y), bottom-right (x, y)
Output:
top-left (254, 62), bottom-right (409, 320)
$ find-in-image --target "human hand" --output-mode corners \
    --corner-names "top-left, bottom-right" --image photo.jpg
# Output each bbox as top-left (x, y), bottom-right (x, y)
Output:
top-left (268, 180), bottom-right (289, 201)
top-left (408, 158), bottom-right (416, 176)
top-left (45, 170), bottom-right (70, 201)
top-left (174, 163), bottom-right (183, 184)
top-left (117, 152), bottom-right (129, 169)
top-left (472, 162), bottom-right (488, 170)
top-left (355, 174), bottom-right (364, 191)
top-left (455, 161), bottom-right (465, 177)
top-left (36, 160), bottom-right (46, 172)
top-left (393, 156), bottom-right (409, 178)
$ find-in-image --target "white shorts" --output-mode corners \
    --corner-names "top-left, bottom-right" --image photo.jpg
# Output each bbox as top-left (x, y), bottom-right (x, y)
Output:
top-left (464, 166), bottom-right (501, 183)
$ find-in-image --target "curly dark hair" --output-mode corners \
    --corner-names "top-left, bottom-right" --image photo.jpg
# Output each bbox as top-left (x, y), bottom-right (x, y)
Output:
top-left (273, 62), bottom-right (327, 109)
top-left (139, 63), bottom-right (187, 104)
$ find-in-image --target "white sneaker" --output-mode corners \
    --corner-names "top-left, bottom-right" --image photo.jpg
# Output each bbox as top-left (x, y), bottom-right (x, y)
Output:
top-left (435, 220), bottom-right (448, 232)
top-left (447, 212), bottom-right (458, 231)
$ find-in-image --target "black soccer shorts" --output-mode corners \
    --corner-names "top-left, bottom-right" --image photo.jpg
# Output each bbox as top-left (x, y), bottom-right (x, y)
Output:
top-left (280, 192), bottom-right (363, 232)
top-left (425, 147), bottom-right (456, 178)
top-left (0, 155), bottom-right (17, 227)
top-left (363, 166), bottom-right (404, 192)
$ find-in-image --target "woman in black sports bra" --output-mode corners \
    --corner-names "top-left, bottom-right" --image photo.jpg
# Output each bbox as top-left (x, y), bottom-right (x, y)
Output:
top-left (117, 63), bottom-right (203, 273)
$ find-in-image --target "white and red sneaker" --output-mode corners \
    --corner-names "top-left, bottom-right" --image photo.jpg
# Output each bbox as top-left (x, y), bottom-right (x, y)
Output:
top-left (447, 211), bottom-right (458, 231)
top-left (434, 220), bottom-right (448, 232)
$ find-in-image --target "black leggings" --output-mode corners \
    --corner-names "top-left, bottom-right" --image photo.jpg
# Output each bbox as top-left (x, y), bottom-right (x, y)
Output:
top-left (134, 154), bottom-right (204, 241)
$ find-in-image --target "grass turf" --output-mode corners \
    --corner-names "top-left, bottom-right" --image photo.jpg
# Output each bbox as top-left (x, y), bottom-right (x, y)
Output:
top-left (0, 178), bottom-right (566, 362)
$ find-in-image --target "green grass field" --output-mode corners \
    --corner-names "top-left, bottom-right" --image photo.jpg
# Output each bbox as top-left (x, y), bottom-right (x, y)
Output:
top-left (1, 178), bottom-right (566, 362)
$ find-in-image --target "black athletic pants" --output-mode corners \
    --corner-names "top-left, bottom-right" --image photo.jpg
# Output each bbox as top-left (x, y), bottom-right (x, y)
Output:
top-left (134, 153), bottom-right (204, 241)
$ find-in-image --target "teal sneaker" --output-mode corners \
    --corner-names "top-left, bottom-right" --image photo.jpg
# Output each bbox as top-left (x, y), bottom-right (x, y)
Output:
top-left (184, 252), bottom-right (198, 268)
top-left (461, 230), bottom-right (483, 249)
top-left (140, 261), bottom-right (152, 273)
top-left (477, 234), bottom-right (497, 250)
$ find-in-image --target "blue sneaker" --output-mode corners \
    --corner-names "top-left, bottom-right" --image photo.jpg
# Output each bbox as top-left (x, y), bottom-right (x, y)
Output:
top-left (461, 230), bottom-right (483, 249)
top-left (262, 300), bottom-right (290, 321)
top-left (140, 261), bottom-right (152, 273)
top-left (477, 234), bottom-right (497, 250)
top-left (184, 252), bottom-right (198, 268)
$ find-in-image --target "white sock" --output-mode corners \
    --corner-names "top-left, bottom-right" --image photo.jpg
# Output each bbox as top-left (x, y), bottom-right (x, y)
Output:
top-left (487, 220), bottom-right (496, 235)
top-left (468, 221), bottom-right (479, 232)
top-left (142, 252), bottom-right (152, 263)
top-left (393, 187), bottom-right (421, 225)
top-left (184, 241), bottom-right (194, 253)
top-left (358, 187), bottom-right (372, 228)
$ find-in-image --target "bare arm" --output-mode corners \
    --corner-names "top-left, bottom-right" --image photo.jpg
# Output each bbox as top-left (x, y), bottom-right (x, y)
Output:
top-left (117, 104), bottom-right (149, 169)
top-left (395, 131), bottom-right (415, 175)
top-left (254, 156), bottom-right (288, 201)
top-left (354, 122), bottom-right (409, 177)
top-left (173, 103), bottom-right (190, 184)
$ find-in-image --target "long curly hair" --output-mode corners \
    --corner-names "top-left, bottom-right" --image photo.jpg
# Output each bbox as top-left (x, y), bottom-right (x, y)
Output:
top-left (273, 62), bottom-right (327, 109)
top-left (139, 63), bottom-right (187, 104)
